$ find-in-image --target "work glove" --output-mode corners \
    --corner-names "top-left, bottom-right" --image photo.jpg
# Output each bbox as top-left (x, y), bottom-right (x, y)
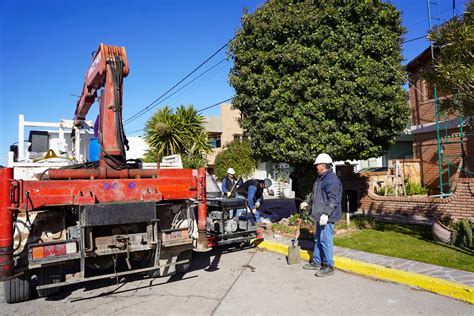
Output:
top-left (319, 214), bottom-right (329, 226)
top-left (251, 208), bottom-right (257, 214)
top-left (226, 192), bottom-right (232, 198)
top-left (255, 201), bottom-right (260, 209)
top-left (299, 202), bottom-right (308, 210)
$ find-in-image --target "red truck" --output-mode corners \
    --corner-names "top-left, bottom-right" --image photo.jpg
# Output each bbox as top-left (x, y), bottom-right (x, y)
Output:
top-left (0, 44), bottom-right (210, 303)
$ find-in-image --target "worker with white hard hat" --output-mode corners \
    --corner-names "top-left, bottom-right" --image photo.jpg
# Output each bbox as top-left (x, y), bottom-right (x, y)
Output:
top-left (300, 153), bottom-right (342, 277)
top-left (221, 167), bottom-right (240, 198)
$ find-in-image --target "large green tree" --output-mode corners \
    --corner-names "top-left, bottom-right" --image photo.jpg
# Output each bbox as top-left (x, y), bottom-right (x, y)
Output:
top-left (422, 0), bottom-right (473, 117)
top-left (144, 105), bottom-right (211, 168)
top-left (228, 0), bottom-right (409, 165)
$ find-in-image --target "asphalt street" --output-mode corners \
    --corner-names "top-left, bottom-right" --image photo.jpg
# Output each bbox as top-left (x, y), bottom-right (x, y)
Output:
top-left (0, 246), bottom-right (472, 315)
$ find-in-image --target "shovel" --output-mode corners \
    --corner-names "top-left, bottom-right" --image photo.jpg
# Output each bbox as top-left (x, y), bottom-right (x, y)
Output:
top-left (287, 217), bottom-right (302, 265)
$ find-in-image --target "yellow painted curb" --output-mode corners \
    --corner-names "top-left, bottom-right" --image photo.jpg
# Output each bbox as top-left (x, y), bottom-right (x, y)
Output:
top-left (253, 239), bottom-right (474, 304)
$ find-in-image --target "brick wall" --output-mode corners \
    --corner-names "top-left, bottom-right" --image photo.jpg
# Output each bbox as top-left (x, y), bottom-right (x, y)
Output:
top-left (413, 130), bottom-right (474, 193)
top-left (407, 52), bottom-right (473, 193)
top-left (359, 178), bottom-right (474, 221)
top-left (408, 73), bottom-right (455, 127)
top-left (337, 165), bottom-right (474, 221)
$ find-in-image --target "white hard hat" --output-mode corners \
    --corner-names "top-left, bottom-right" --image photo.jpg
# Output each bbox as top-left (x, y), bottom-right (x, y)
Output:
top-left (227, 167), bottom-right (236, 175)
top-left (313, 153), bottom-right (333, 165)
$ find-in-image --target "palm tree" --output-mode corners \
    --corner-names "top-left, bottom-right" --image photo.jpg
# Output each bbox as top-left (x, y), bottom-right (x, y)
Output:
top-left (144, 105), bottom-right (211, 168)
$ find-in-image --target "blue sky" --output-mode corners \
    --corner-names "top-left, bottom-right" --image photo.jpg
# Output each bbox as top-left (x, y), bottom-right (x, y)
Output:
top-left (0, 0), bottom-right (468, 165)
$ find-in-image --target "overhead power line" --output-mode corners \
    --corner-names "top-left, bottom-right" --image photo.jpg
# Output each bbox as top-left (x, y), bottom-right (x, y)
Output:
top-left (127, 129), bottom-right (144, 135)
top-left (124, 42), bottom-right (230, 125)
top-left (197, 97), bottom-right (234, 113)
top-left (402, 35), bottom-right (427, 44)
top-left (125, 97), bottom-right (235, 136)
top-left (405, 7), bottom-right (453, 29)
top-left (124, 60), bottom-right (228, 132)
top-left (124, 58), bottom-right (229, 126)
top-left (154, 59), bottom-right (230, 112)
top-left (380, 56), bottom-right (426, 99)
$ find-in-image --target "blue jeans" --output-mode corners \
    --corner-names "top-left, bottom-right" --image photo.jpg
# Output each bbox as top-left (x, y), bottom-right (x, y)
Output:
top-left (312, 223), bottom-right (334, 268)
top-left (235, 193), bottom-right (260, 222)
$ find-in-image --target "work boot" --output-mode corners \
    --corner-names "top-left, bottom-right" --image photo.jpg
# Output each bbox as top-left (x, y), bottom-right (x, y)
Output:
top-left (315, 265), bottom-right (335, 277)
top-left (303, 262), bottom-right (321, 270)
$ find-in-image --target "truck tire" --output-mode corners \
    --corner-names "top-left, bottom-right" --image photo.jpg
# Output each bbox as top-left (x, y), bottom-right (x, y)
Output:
top-left (176, 250), bottom-right (192, 273)
top-left (3, 273), bottom-right (32, 304)
top-left (36, 266), bottom-right (63, 298)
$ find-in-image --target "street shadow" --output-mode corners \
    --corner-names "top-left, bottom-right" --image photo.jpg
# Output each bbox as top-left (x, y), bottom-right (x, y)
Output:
top-left (42, 267), bottom-right (195, 302)
top-left (189, 247), bottom-right (223, 273)
top-left (299, 227), bottom-right (314, 241)
top-left (38, 242), bottom-right (262, 303)
top-left (372, 222), bottom-right (432, 240)
top-left (189, 243), bottom-right (253, 273)
top-left (66, 274), bottom-right (198, 302)
top-left (431, 241), bottom-right (474, 256)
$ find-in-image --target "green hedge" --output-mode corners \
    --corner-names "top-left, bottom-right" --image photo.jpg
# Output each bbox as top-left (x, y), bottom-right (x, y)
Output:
top-left (214, 140), bottom-right (256, 180)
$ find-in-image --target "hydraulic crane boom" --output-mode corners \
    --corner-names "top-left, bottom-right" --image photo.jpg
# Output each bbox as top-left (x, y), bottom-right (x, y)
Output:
top-left (74, 43), bottom-right (129, 162)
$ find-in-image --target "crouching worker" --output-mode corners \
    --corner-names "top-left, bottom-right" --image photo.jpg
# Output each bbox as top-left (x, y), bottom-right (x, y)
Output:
top-left (236, 178), bottom-right (272, 223)
top-left (301, 153), bottom-right (342, 277)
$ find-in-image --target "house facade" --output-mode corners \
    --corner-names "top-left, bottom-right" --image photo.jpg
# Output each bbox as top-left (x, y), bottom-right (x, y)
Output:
top-left (407, 47), bottom-right (473, 194)
top-left (203, 103), bottom-right (245, 174)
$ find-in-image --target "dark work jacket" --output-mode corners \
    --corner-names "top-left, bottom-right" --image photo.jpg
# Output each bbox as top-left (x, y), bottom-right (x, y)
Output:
top-left (309, 170), bottom-right (343, 223)
top-left (237, 179), bottom-right (263, 201)
top-left (222, 176), bottom-right (235, 191)
top-left (222, 176), bottom-right (237, 197)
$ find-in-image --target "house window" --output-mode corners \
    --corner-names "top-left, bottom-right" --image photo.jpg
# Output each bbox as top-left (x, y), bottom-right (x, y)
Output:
top-left (233, 133), bottom-right (249, 142)
top-left (208, 132), bottom-right (222, 149)
top-left (209, 136), bottom-right (221, 149)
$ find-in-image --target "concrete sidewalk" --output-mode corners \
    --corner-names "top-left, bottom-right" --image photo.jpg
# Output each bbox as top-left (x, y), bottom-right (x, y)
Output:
top-left (260, 231), bottom-right (474, 304)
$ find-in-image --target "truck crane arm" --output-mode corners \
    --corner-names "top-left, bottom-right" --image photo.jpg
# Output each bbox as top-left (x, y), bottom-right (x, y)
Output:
top-left (73, 43), bottom-right (129, 163)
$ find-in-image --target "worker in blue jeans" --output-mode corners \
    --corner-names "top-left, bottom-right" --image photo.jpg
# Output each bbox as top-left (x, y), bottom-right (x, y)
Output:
top-left (235, 178), bottom-right (272, 223)
top-left (300, 153), bottom-right (342, 277)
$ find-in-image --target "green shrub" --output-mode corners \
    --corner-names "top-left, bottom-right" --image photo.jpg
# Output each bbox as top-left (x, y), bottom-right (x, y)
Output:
top-left (214, 140), bottom-right (256, 180)
top-left (288, 211), bottom-right (314, 225)
top-left (288, 213), bottom-right (300, 226)
top-left (376, 186), bottom-right (393, 196)
top-left (451, 218), bottom-right (473, 249)
top-left (405, 181), bottom-right (429, 196)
